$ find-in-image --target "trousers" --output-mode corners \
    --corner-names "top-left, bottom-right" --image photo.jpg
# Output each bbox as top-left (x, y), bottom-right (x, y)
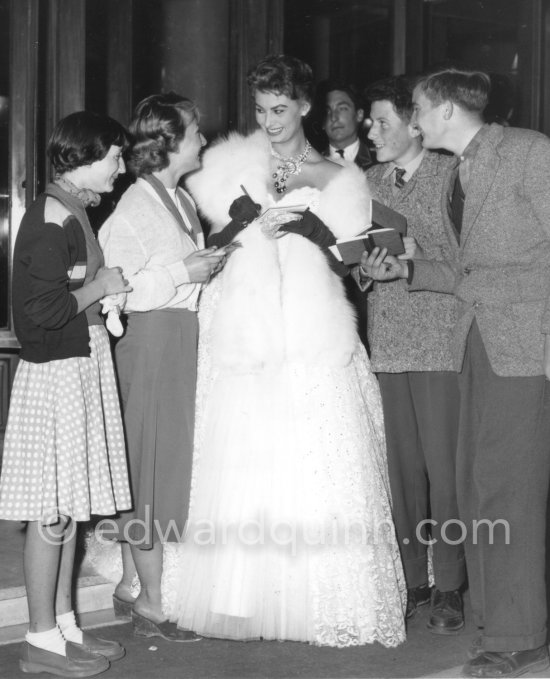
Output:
top-left (378, 370), bottom-right (465, 591)
top-left (457, 321), bottom-right (550, 651)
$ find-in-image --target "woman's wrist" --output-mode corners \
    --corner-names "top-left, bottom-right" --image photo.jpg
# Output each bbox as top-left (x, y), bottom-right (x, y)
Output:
top-left (85, 278), bottom-right (105, 302)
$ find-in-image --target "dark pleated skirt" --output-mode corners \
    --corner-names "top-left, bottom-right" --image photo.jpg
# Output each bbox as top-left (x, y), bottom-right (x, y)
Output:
top-left (114, 309), bottom-right (198, 548)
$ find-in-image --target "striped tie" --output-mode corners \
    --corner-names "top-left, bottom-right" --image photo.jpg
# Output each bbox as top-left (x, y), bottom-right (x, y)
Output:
top-left (394, 167), bottom-right (406, 188)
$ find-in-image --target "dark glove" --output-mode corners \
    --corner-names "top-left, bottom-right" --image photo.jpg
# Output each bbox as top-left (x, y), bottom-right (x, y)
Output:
top-left (229, 195), bottom-right (261, 224)
top-left (278, 209), bottom-right (336, 249)
top-left (325, 250), bottom-right (350, 277)
top-left (207, 195), bottom-right (261, 248)
top-left (279, 209), bottom-right (349, 278)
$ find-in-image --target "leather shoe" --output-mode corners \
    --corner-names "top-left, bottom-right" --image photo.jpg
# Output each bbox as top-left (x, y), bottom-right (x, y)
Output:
top-left (427, 588), bottom-right (464, 634)
top-left (462, 645), bottom-right (550, 678)
top-left (406, 584), bottom-right (432, 619)
top-left (74, 632), bottom-right (125, 661)
top-left (19, 641), bottom-right (109, 677)
top-left (132, 609), bottom-right (201, 642)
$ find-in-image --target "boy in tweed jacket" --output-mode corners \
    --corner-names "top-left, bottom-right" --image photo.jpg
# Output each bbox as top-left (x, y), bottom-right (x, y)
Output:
top-left (359, 76), bottom-right (465, 634)
top-left (364, 69), bottom-right (550, 679)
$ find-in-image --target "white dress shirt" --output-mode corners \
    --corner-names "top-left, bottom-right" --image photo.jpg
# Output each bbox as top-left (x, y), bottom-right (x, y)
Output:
top-left (328, 139), bottom-right (361, 165)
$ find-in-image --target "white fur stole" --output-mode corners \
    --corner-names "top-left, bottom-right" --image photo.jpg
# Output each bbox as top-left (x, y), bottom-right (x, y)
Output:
top-left (187, 130), bottom-right (271, 227)
top-left (188, 132), bottom-right (372, 371)
top-left (186, 129), bottom-right (371, 238)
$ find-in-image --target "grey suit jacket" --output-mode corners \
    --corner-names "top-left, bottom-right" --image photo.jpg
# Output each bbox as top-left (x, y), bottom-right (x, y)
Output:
top-left (410, 124), bottom-right (550, 376)
top-left (366, 151), bottom-right (458, 372)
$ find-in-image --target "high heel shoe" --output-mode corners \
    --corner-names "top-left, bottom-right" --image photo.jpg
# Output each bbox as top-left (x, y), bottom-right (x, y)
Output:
top-left (131, 609), bottom-right (201, 642)
top-left (112, 593), bottom-right (135, 620)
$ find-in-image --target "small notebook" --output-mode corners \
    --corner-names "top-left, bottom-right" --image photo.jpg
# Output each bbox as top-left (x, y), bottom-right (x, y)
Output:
top-left (329, 229), bottom-right (405, 265)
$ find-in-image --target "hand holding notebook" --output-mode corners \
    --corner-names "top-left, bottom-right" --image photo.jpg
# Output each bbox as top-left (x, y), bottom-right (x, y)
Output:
top-left (329, 200), bottom-right (408, 265)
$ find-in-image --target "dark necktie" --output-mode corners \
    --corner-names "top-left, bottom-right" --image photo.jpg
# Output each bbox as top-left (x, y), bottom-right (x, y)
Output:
top-left (336, 149), bottom-right (345, 159)
top-left (394, 167), bottom-right (406, 188)
top-left (449, 170), bottom-right (465, 239)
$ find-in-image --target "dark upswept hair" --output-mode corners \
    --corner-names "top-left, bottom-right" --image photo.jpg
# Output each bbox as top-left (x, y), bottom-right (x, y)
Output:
top-left (247, 54), bottom-right (314, 103)
top-left (415, 68), bottom-right (491, 114)
top-left (128, 92), bottom-right (199, 176)
top-left (318, 80), bottom-right (365, 112)
top-left (364, 76), bottom-right (415, 122)
top-left (48, 111), bottom-right (129, 174)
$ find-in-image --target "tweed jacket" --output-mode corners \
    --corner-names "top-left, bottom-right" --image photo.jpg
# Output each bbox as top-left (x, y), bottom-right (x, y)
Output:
top-left (410, 124), bottom-right (550, 377)
top-left (366, 151), bottom-right (458, 372)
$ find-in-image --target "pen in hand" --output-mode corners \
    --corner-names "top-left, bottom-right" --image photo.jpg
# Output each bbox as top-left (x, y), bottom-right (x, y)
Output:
top-left (237, 184), bottom-right (262, 222)
top-left (240, 184), bottom-right (252, 201)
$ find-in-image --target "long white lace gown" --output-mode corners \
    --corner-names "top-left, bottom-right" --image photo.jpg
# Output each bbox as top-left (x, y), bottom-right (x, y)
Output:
top-left (162, 185), bottom-right (407, 648)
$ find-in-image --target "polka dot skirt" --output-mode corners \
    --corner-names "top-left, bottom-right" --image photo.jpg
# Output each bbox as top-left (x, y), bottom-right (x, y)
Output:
top-left (0, 325), bottom-right (132, 524)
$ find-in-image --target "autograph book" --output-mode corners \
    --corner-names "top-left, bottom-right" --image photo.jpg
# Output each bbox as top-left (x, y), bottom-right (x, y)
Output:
top-left (329, 200), bottom-right (408, 266)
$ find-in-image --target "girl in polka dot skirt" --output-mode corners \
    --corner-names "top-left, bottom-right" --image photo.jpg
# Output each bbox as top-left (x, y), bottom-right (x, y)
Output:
top-left (0, 112), bottom-right (133, 678)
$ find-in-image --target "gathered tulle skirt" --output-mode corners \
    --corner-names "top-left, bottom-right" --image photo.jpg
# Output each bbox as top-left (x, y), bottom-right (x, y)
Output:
top-left (161, 279), bottom-right (407, 648)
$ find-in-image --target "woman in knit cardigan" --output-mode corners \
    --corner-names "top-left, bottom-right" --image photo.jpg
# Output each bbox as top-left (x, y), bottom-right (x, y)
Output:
top-left (98, 93), bottom-right (226, 642)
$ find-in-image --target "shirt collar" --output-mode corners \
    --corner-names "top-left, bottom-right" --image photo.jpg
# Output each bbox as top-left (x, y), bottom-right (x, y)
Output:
top-left (382, 149), bottom-right (426, 182)
top-left (328, 138), bottom-right (361, 162)
top-left (458, 124), bottom-right (487, 164)
top-left (457, 124), bottom-right (489, 191)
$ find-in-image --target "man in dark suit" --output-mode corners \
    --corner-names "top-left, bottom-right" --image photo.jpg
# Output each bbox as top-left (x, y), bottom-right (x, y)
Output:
top-left (364, 68), bottom-right (550, 679)
top-left (320, 82), bottom-right (373, 170)
top-left (317, 82), bottom-right (373, 347)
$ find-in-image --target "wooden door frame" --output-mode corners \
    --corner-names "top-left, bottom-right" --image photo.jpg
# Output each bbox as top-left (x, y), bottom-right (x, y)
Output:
top-left (5, 0), bottom-right (40, 349)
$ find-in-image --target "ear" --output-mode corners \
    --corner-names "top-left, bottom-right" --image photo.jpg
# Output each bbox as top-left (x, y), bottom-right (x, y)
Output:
top-left (356, 108), bottom-right (365, 124)
top-left (408, 122), bottom-right (422, 138)
top-left (443, 100), bottom-right (454, 120)
top-left (301, 101), bottom-right (311, 117)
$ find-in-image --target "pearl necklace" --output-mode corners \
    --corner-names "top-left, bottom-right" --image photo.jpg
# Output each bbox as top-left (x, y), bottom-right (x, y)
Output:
top-left (271, 141), bottom-right (312, 194)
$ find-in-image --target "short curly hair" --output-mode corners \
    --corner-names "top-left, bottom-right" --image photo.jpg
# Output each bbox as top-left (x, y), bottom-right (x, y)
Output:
top-left (247, 54), bottom-right (314, 103)
top-left (364, 76), bottom-right (415, 122)
top-left (128, 92), bottom-right (199, 176)
top-left (48, 111), bottom-right (129, 175)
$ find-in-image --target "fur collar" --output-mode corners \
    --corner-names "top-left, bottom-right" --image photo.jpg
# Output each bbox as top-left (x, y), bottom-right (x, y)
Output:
top-left (186, 130), bottom-right (371, 240)
top-left (187, 130), bottom-right (271, 228)
top-left (188, 130), bottom-right (372, 370)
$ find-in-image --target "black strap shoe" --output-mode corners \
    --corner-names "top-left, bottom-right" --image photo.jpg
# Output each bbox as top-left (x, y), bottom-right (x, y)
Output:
top-left (427, 588), bottom-right (464, 635)
top-left (462, 645), bottom-right (549, 678)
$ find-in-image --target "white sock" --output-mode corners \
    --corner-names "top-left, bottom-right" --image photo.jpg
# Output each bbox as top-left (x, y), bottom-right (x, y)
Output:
top-left (56, 610), bottom-right (83, 644)
top-left (26, 626), bottom-right (66, 656)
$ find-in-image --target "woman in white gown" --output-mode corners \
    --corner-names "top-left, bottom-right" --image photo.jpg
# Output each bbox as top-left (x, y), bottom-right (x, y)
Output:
top-left (161, 55), bottom-right (406, 648)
